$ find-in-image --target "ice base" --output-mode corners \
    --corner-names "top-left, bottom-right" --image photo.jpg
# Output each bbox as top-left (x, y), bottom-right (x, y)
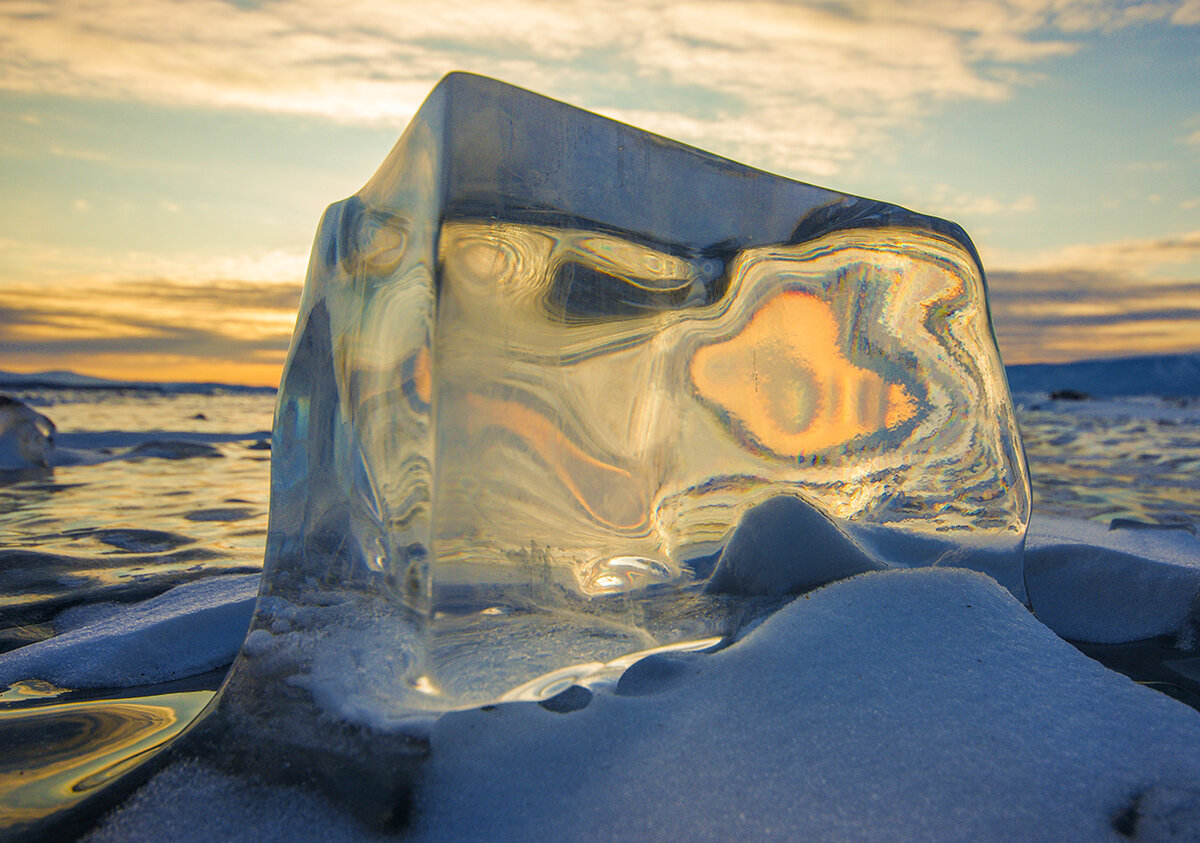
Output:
top-left (214, 72), bottom-right (1029, 739)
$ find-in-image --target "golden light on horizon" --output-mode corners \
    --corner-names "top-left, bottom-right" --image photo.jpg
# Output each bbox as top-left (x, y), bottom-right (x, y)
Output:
top-left (0, 279), bottom-right (299, 387)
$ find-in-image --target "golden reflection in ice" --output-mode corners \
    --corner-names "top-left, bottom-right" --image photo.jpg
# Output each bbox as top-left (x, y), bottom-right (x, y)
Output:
top-left (577, 555), bottom-right (677, 596)
top-left (462, 393), bottom-right (648, 530)
top-left (690, 290), bottom-right (916, 457)
top-left (0, 691), bottom-right (210, 832)
top-left (439, 220), bottom-right (703, 315)
top-left (428, 217), bottom-right (1022, 595)
top-left (566, 236), bottom-right (696, 292)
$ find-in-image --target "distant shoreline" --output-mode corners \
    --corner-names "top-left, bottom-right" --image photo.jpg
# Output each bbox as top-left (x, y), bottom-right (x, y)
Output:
top-left (3, 349), bottom-right (1198, 398)
top-left (0, 370), bottom-right (276, 396)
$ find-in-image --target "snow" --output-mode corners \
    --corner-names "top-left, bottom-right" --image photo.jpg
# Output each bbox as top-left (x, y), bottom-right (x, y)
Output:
top-left (84, 567), bottom-right (1200, 841)
top-left (0, 574), bottom-right (259, 689)
top-left (705, 494), bottom-right (885, 595)
top-left (1025, 515), bottom-right (1200, 644)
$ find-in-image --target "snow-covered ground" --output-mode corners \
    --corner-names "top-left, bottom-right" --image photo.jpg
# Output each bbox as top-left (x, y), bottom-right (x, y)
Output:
top-left (1, 515), bottom-right (1196, 841)
top-left (70, 527), bottom-right (1200, 841)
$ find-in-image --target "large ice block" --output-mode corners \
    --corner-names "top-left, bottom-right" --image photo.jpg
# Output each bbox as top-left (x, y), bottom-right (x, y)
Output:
top-left (213, 73), bottom-right (1029, 753)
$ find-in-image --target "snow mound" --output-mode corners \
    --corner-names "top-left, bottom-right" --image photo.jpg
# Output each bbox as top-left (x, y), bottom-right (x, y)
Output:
top-left (87, 568), bottom-right (1200, 841)
top-left (1026, 515), bottom-right (1200, 644)
top-left (706, 494), bottom-right (885, 596)
top-left (0, 574), bottom-right (260, 689)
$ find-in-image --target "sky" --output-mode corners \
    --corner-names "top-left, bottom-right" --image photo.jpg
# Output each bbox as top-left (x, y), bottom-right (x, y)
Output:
top-left (1, 0), bottom-right (1198, 386)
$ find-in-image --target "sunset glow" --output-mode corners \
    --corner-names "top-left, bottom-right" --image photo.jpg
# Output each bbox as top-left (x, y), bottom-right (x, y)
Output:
top-left (2, 0), bottom-right (1198, 385)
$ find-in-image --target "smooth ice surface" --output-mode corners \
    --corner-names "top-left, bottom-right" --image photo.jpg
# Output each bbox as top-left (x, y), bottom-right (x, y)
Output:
top-left (220, 72), bottom-right (1028, 734)
top-left (86, 568), bottom-right (1200, 842)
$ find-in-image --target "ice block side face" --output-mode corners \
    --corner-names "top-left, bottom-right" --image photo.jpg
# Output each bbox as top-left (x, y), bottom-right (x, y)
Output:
top-left (228, 73), bottom-right (1029, 725)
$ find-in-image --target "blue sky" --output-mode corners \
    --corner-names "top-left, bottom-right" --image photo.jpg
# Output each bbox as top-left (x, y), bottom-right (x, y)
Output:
top-left (1, 0), bottom-right (1198, 384)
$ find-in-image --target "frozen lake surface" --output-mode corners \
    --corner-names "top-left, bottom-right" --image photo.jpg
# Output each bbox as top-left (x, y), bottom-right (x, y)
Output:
top-left (2, 383), bottom-right (1200, 840)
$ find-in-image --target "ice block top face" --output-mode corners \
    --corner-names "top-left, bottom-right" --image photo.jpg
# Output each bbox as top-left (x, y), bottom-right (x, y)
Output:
top-left (244, 72), bottom-right (1029, 721)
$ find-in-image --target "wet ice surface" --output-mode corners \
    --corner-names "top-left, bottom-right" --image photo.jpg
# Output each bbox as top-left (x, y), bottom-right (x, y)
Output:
top-left (1015, 393), bottom-right (1200, 526)
top-left (0, 391), bottom-right (274, 653)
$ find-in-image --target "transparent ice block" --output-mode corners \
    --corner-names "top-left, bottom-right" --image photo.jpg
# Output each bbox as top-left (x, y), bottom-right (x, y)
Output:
top-left (215, 72), bottom-right (1029, 741)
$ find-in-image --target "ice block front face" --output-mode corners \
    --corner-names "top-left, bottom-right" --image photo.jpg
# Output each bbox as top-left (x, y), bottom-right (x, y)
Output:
top-left (235, 73), bottom-right (1029, 723)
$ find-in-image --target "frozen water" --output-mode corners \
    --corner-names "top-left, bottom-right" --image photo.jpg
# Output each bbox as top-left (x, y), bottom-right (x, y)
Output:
top-left (0, 395), bottom-right (56, 470)
top-left (209, 73), bottom-right (1028, 768)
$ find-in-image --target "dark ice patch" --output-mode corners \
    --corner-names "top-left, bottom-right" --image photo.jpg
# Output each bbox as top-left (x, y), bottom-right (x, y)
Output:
top-left (1109, 518), bottom-right (1197, 535)
top-left (1049, 388), bottom-right (1090, 401)
top-left (126, 440), bottom-right (224, 460)
top-left (94, 529), bottom-right (195, 553)
top-left (184, 507), bottom-right (258, 523)
top-left (537, 685), bottom-right (592, 713)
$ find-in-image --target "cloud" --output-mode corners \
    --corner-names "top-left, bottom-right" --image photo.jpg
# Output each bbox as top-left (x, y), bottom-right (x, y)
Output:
top-left (0, 277), bottom-right (302, 383)
top-left (924, 185), bottom-right (1038, 217)
top-left (995, 229), bottom-right (1200, 276)
top-left (0, 241), bottom-right (310, 383)
top-left (1173, 0), bottom-right (1200, 24)
top-left (5, 0), bottom-right (1191, 175)
top-left (988, 237), bottom-right (1200, 363)
top-left (0, 239), bottom-right (310, 286)
top-left (49, 144), bottom-right (110, 162)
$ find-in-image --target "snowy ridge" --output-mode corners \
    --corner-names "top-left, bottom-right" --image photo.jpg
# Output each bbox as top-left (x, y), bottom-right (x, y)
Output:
top-left (7, 352), bottom-right (1199, 400)
top-left (1025, 515), bottom-right (1200, 644)
top-left (0, 369), bottom-right (276, 396)
top-left (1006, 352), bottom-right (1200, 398)
top-left (0, 575), bottom-right (260, 689)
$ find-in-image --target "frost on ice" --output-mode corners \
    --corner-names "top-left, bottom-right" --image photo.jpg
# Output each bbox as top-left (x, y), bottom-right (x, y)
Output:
top-left (206, 73), bottom-right (1029, 771)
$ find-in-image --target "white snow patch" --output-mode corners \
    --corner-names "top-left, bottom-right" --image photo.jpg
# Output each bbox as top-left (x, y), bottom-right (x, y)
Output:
top-left (85, 568), bottom-right (1200, 841)
top-left (1026, 515), bottom-right (1200, 644)
top-left (0, 574), bottom-right (260, 689)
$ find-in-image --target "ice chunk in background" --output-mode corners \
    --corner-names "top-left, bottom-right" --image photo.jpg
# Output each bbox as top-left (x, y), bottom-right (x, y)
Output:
top-left (0, 395), bottom-right (56, 470)
top-left (201, 72), bottom-right (1029, 799)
